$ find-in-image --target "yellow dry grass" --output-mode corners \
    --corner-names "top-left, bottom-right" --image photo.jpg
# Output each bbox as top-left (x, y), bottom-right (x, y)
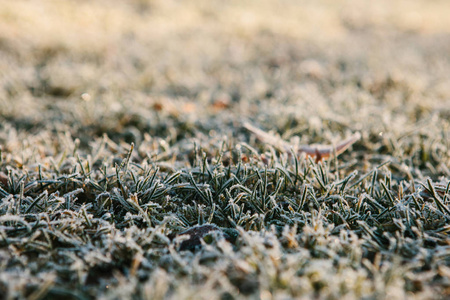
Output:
top-left (1, 0), bottom-right (449, 57)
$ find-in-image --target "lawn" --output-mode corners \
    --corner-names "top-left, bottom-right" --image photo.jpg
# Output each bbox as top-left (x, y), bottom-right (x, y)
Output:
top-left (1, 1), bottom-right (450, 299)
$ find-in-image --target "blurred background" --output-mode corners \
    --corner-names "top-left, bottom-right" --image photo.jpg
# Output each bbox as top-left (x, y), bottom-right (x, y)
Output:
top-left (1, 0), bottom-right (449, 150)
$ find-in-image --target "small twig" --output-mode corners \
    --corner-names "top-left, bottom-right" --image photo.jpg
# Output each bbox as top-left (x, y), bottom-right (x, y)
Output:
top-left (243, 122), bottom-right (360, 161)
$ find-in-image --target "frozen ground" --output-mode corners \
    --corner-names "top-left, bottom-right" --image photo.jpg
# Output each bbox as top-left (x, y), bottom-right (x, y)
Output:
top-left (0, 1), bottom-right (450, 299)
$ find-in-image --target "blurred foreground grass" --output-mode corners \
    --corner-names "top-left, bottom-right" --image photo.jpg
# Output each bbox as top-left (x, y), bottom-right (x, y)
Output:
top-left (1, 0), bottom-right (450, 299)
